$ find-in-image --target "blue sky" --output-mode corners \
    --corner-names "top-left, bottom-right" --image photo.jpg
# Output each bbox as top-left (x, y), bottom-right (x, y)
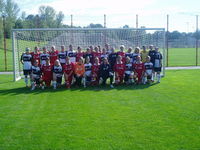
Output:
top-left (15, 0), bottom-right (200, 32)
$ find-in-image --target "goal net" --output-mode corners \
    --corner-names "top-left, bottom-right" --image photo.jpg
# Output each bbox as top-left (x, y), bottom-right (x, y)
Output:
top-left (12, 28), bottom-right (165, 81)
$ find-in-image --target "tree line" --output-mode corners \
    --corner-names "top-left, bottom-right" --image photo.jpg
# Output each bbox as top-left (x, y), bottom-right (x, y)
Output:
top-left (0, 0), bottom-right (199, 42)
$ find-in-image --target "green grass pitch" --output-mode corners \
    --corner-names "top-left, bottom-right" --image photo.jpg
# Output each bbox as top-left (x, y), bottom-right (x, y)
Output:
top-left (0, 69), bottom-right (200, 149)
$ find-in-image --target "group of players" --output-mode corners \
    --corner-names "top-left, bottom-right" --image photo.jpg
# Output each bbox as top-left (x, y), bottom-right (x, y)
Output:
top-left (20, 44), bottom-right (162, 90)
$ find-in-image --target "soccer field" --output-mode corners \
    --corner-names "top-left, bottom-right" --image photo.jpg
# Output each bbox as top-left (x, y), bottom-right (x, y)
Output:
top-left (0, 45), bottom-right (200, 71)
top-left (0, 69), bottom-right (200, 150)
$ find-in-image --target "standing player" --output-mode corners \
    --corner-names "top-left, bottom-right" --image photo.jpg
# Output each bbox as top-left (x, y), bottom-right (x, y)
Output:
top-left (132, 47), bottom-right (141, 64)
top-left (58, 45), bottom-right (67, 66)
top-left (83, 57), bottom-right (92, 87)
top-left (74, 57), bottom-right (85, 87)
top-left (140, 46), bottom-right (149, 63)
top-left (148, 45), bottom-right (156, 64)
top-left (92, 46), bottom-right (101, 63)
top-left (100, 48), bottom-right (108, 63)
top-left (84, 48), bottom-right (93, 63)
top-left (117, 45), bottom-right (126, 63)
top-left (154, 47), bottom-right (162, 83)
top-left (52, 60), bottom-right (63, 89)
top-left (21, 48), bottom-right (32, 87)
top-left (63, 56), bottom-right (74, 88)
top-left (124, 56), bottom-right (134, 84)
top-left (105, 43), bottom-right (111, 54)
top-left (49, 45), bottom-right (59, 65)
top-left (31, 60), bottom-right (42, 90)
top-left (76, 46), bottom-right (84, 62)
top-left (31, 46), bottom-right (41, 65)
top-left (114, 55), bottom-right (125, 85)
top-left (41, 58), bottom-right (53, 88)
top-left (143, 56), bottom-right (154, 84)
top-left (133, 56), bottom-right (145, 84)
top-left (40, 47), bottom-right (50, 66)
top-left (67, 44), bottom-right (77, 63)
top-left (125, 47), bottom-right (133, 63)
top-left (108, 47), bottom-right (117, 71)
top-left (91, 57), bottom-right (100, 85)
top-left (99, 58), bottom-right (114, 88)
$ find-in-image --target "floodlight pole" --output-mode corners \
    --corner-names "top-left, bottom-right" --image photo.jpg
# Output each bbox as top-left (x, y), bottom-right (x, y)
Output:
top-left (70, 14), bottom-right (73, 28)
top-left (2, 15), bottom-right (7, 71)
top-left (196, 15), bottom-right (198, 66)
top-left (166, 14), bottom-right (169, 67)
top-left (104, 14), bottom-right (107, 45)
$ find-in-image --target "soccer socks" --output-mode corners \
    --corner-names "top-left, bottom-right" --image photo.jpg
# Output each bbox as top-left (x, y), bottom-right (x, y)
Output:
top-left (83, 77), bottom-right (86, 88)
top-left (31, 81), bottom-right (35, 90)
top-left (24, 77), bottom-right (28, 86)
top-left (53, 81), bottom-right (57, 89)
top-left (157, 74), bottom-right (161, 83)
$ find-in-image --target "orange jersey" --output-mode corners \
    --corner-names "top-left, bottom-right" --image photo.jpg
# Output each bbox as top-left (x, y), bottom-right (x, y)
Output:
top-left (74, 62), bottom-right (85, 76)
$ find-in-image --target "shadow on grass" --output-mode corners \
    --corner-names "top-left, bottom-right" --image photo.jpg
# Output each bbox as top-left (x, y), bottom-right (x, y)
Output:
top-left (0, 82), bottom-right (159, 96)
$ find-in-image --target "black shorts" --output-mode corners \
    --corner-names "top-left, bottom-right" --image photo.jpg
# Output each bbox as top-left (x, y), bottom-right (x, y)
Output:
top-left (124, 73), bottom-right (130, 82)
top-left (23, 70), bottom-right (31, 76)
top-left (35, 78), bottom-right (41, 85)
top-left (86, 76), bottom-right (91, 82)
top-left (57, 76), bottom-right (62, 84)
top-left (154, 67), bottom-right (162, 72)
top-left (147, 75), bottom-right (152, 80)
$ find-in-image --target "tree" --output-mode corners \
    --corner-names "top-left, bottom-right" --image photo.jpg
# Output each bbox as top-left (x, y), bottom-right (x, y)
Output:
top-left (56, 11), bottom-right (64, 28)
top-left (4, 0), bottom-right (20, 38)
top-left (39, 6), bottom-right (56, 28)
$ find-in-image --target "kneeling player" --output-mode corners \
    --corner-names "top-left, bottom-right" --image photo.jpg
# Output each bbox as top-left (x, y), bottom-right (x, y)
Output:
top-left (74, 57), bottom-right (85, 87)
top-left (114, 55), bottom-right (125, 85)
top-left (133, 56), bottom-right (145, 84)
top-left (41, 58), bottom-right (53, 88)
top-left (124, 56), bottom-right (134, 84)
top-left (63, 56), bottom-right (74, 88)
top-left (99, 58), bottom-right (114, 88)
top-left (52, 60), bottom-right (63, 89)
top-left (143, 56), bottom-right (154, 84)
top-left (91, 57), bottom-right (100, 85)
top-left (84, 56), bottom-right (92, 87)
top-left (31, 60), bottom-right (42, 90)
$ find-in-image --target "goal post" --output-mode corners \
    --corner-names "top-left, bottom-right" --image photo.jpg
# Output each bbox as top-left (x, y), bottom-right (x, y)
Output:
top-left (12, 28), bottom-right (166, 81)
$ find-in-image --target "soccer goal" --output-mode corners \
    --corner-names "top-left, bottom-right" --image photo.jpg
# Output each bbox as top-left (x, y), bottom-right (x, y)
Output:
top-left (12, 28), bottom-right (166, 81)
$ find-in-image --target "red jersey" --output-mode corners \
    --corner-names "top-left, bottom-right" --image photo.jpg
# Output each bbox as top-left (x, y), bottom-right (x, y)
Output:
top-left (133, 62), bottom-right (145, 74)
top-left (63, 63), bottom-right (74, 75)
top-left (92, 63), bottom-right (100, 74)
top-left (117, 51), bottom-right (126, 63)
top-left (114, 63), bottom-right (125, 75)
top-left (49, 50), bottom-right (58, 64)
top-left (41, 64), bottom-right (53, 79)
top-left (76, 52), bottom-right (84, 62)
top-left (31, 52), bottom-right (41, 65)
top-left (92, 52), bottom-right (101, 63)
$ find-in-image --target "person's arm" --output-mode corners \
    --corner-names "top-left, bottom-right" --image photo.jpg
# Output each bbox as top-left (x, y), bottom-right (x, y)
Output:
top-left (20, 54), bottom-right (24, 64)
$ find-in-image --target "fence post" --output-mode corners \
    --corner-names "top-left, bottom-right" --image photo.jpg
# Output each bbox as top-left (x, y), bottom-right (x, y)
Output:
top-left (3, 15), bottom-right (7, 71)
top-left (196, 15), bottom-right (198, 66)
top-left (166, 14), bottom-right (169, 67)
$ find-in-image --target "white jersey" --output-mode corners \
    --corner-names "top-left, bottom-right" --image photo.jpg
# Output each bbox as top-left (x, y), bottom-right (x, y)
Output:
top-left (84, 63), bottom-right (92, 76)
top-left (58, 51), bottom-right (67, 64)
top-left (154, 52), bottom-right (162, 68)
top-left (67, 50), bottom-right (76, 63)
top-left (132, 53), bottom-right (140, 63)
top-left (144, 62), bottom-right (153, 75)
top-left (125, 63), bottom-right (133, 75)
top-left (31, 66), bottom-right (41, 79)
top-left (21, 53), bottom-right (32, 70)
top-left (40, 53), bottom-right (50, 65)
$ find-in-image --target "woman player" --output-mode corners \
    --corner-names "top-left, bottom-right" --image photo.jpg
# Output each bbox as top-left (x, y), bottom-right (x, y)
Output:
top-left (74, 57), bottom-right (85, 87)
top-left (31, 60), bottom-right (42, 91)
top-left (52, 60), bottom-right (63, 89)
top-left (63, 56), bottom-right (74, 88)
top-left (114, 55), bottom-right (125, 85)
top-left (91, 57), bottom-right (100, 85)
top-left (41, 58), bottom-right (53, 88)
top-left (133, 56), bottom-right (145, 84)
